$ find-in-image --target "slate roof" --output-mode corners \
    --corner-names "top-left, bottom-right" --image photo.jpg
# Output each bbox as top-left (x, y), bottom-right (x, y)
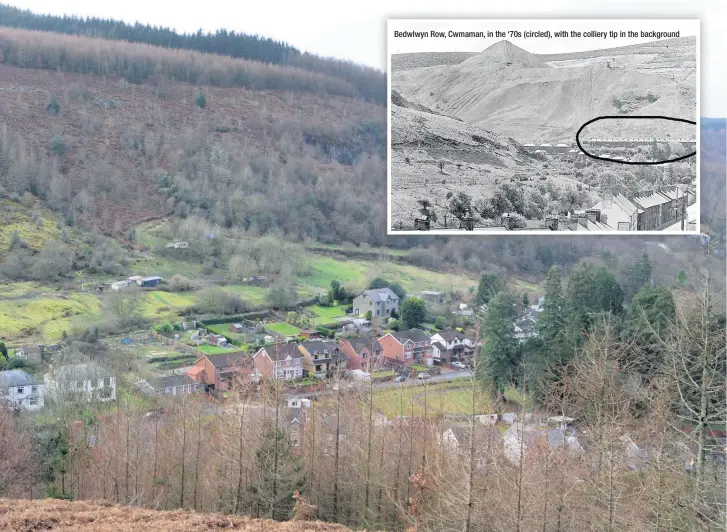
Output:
top-left (258, 343), bottom-right (303, 362)
top-left (0, 369), bottom-right (39, 388)
top-left (204, 352), bottom-right (247, 369)
top-left (300, 340), bottom-right (338, 355)
top-left (54, 363), bottom-right (113, 382)
top-left (362, 288), bottom-right (399, 302)
top-left (19, 345), bottom-right (42, 355)
top-left (514, 316), bottom-right (538, 334)
top-left (435, 329), bottom-right (468, 342)
top-left (392, 328), bottom-right (430, 344)
top-left (345, 337), bottom-right (382, 354)
top-left (154, 374), bottom-right (198, 389)
top-left (591, 195), bottom-right (641, 229)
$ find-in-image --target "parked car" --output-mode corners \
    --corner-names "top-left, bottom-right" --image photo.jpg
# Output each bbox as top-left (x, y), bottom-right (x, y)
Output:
top-left (452, 361), bottom-right (467, 370)
top-left (417, 372), bottom-right (431, 380)
top-left (394, 375), bottom-right (406, 383)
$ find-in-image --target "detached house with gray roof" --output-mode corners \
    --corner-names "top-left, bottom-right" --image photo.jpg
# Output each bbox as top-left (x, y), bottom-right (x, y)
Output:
top-left (0, 369), bottom-right (44, 411)
top-left (353, 288), bottom-right (400, 318)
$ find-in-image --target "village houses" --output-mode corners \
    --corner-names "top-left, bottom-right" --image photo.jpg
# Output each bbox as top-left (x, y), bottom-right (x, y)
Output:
top-left (252, 342), bottom-right (305, 381)
top-left (378, 328), bottom-right (433, 366)
top-left (186, 352), bottom-right (248, 393)
top-left (44, 363), bottom-right (116, 403)
top-left (0, 369), bottom-right (44, 411)
top-left (339, 336), bottom-right (382, 371)
top-left (298, 340), bottom-right (347, 379)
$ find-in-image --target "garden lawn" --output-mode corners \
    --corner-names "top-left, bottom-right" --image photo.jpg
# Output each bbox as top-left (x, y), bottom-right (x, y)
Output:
top-left (309, 304), bottom-right (348, 325)
top-left (197, 344), bottom-right (234, 354)
top-left (373, 382), bottom-right (489, 418)
top-left (264, 322), bottom-right (302, 336)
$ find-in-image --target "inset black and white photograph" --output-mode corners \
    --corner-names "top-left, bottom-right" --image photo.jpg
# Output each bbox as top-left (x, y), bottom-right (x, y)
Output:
top-left (388, 19), bottom-right (700, 234)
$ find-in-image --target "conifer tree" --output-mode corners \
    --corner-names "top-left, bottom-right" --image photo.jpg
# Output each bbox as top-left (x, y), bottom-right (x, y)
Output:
top-left (478, 291), bottom-right (519, 394)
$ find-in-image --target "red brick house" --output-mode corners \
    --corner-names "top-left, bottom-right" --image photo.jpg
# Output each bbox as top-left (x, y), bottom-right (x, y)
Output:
top-left (378, 329), bottom-right (433, 366)
top-left (339, 336), bottom-right (382, 371)
top-left (252, 342), bottom-right (304, 381)
top-left (186, 352), bottom-right (247, 392)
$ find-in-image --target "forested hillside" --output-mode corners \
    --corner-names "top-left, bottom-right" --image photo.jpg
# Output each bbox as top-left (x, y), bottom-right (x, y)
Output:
top-left (0, 26), bottom-right (722, 282)
top-left (0, 3), bottom-right (386, 105)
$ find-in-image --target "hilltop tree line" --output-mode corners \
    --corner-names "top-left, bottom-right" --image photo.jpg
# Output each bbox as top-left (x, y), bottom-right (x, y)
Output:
top-left (0, 3), bottom-right (386, 105)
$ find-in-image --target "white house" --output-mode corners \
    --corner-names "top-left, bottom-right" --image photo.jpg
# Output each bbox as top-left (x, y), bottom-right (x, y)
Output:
top-left (513, 314), bottom-right (539, 342)
top-left (0, 370), bottom-right (44, 411)
top-left (44, 363), bottom-right (117, 403)
top-left (430, 330), bottom-right (475, 363)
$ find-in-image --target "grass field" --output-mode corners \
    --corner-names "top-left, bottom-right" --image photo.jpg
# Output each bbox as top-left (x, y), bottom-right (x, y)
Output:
top-left (264, 322), bottom-right (302, 336)
top-left (298, 255), bottom-right (478, 297)
top-left (373, 381), bottom-right (490, 418)
top-left (222, 285), bottom-right (270, 305)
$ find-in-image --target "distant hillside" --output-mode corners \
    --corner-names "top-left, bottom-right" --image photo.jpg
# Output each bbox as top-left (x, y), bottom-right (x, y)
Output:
top-left (392, 39), bottom-right (696, 143)
top-left (391, 51), bottom-right (476, 70)
top-left (0, 499), bottom-right (356, 531)
top-left (391, 37), bottom-right (695, 71)
top-left (0, 3), bottom-right (385, 105)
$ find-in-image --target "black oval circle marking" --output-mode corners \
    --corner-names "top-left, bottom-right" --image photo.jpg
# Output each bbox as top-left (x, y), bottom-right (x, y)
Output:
top-left (575, 115), bottom-right (697, 165)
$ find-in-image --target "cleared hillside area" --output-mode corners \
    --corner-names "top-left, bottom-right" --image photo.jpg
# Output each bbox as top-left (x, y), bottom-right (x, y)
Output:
top-left (0, 499), bottom-right (356, 531)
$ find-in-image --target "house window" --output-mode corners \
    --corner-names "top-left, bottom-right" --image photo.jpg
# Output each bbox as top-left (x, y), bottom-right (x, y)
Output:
top-left (291, 433), bottom-right (300, 447)
top-left (77, 380), bottom-right (85, 390)
top-left (31, 386), bottom-right (37, 393)
top-left (103, 377), bottom-right (111, 387)
top-left (17, 387), bottom-right (23, 394)
top-left (29, 397), bottom-right (37, 405)
top-left (405, 351), bottom-right (412, 359)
